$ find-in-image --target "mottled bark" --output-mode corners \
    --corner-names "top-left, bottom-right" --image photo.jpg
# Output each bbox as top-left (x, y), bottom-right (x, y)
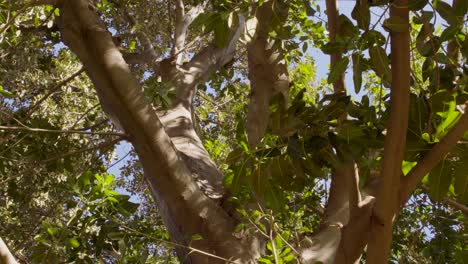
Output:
top-left (246, 1), bottom-right (289, 148)
top-left (55, 0), bottom-right (259, 262)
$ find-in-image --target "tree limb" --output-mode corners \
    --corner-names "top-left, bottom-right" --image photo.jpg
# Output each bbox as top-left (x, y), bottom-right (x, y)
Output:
top-left (367, 1), bottom-right (410, 262)
top-left (41, 137), bottom-right (122, 163)
top-left (246, 1), bottom-right (289, 148)
top-left (171, 14), bottom-right (245, 108)
top-left (399, 108), bottom-right (468, 206)
top-left (56, 1), bottom-right (257, 262)
top-left (172, 1), bottom-right (205, 64)
top-left (0, 125), bottom-right (125, 137)
top-left (326, 0), bottom-right (345, 93)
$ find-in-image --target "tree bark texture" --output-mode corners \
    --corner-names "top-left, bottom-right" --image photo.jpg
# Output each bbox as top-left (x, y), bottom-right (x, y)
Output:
top-left (35, 0), bottom-right (466, 263)
top-left (55, 0), bottom-right (261, 262)
top-left (246, 1), bottom-right (290, 148)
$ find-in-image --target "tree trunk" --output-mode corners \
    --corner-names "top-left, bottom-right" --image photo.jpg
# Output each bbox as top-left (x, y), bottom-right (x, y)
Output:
top-left (55, 0), bottom-right (261, 262)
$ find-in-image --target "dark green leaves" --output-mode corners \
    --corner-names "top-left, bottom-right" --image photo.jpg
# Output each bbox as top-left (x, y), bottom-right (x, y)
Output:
top-left (352, 53), bottom-right (363, 94)
top-left (0, 85), bottom-right (14, 98)
top-left (434, 1), bottom-right (457, 25)
top-left (192, 12), bottom-right (231, 47)
top-left (321, 41), bottom-right (347, 55)
top-left (351, 0), bottom-right (370, 30)
top-left (408, 0), bottom-right (428, 11)
top-left (369, 46), bottom-right (391, 86)
top-left (328, 57), bottom-right (349, 84)
top-left (427, 160), bottom-right (453, 201)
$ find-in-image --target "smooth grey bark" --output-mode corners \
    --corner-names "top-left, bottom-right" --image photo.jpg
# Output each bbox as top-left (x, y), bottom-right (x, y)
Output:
top-left (55, 0), bottom-right (260, 263)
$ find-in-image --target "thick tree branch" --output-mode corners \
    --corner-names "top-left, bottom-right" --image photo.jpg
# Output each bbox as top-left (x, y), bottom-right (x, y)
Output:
top-left (172, 1), bottom-right (205, 64)
top-left (170, 14), bottom-right (245, 108)
top-left (246, 1), bottom-right (289, 148)
top-left (55, 1), bottom-right (258, 262)
top-left (108, 0), bottom-right (162, 70)
top-left (301, 2), bottom-right (368, 263)
top-left (325, 0), bottom-right (345, 93)
top-left (400, 108), bottom-right (468, 206)
top-left (367, 1), bottom-right (410, 262)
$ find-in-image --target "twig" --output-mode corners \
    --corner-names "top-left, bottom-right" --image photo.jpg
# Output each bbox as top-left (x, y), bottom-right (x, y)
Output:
top-left (25, 67), bottom-right (85, 118)
top-left (67, 103), bottom-right (100, 129)
top-left (41, 137), bottom-right (122, 163)
top-left (420, 185), bottom-right (468, 215)
top-left (116, 221), bottom-right (238, 264)
top-left (0, 125), bottom-right (126, 137)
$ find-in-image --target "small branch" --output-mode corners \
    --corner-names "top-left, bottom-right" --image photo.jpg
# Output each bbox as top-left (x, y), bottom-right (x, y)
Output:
top-left (115, 220), bottom-right (238, 264)
top-left (420, 185), bottom-right (468, 215)
top-left (25, 67), bottom-right (85, 118)
top-left (41, 137), bottom-right (122, 163)
top-left (173, 14), bottom-right (245, 107)
top-left (0, 125), bottom-right (126, 137)
top-left (400, 107), bottom-right (468, 206)
top-left (348, 163), bottom-right (361, 214)
top-left (67, 103), bottom-right (100, 130)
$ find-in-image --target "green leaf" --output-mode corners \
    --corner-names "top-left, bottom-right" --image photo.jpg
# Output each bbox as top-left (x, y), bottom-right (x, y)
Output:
top-left (352, 53), bottom-right (363, 94)
top-left (434, 1), bottom-right (457, 25)
top-left (191, 234), bottom-right (203, 241)
top-left (402, 161), bottom-right (417, 176)
top-left (214, 18), bottom-right (230, 48)
top-left (258, 258), bottom-right (273, 264)
top-left (351, 0), bottom-right (370, 30)
top-left (338, 15), bottom-right (357, 38)
top-left (69, 237), bottom-right (80, 248)
top-left (413, 11), bottom-right (434, 24)
top-left (251, 162), bottom-right (267, 196)
top-left (383, 16), bottom-right (409, 33)
top-left (408, 0), bottom-right (428, 11)
top-left (369, 46), bottom-right (391, 86)
top-left (264, 182), bottom-right (285, 212)
top-left (454, 151), bottom-right (468, 204)
top-left (321, 41), bottom-right (346, 55)
top-left (128, 40), bottom-right (136, 51)
top-left (303, 0), bottom-right (316, 16)
top-left (417, 37), bottom-right (441, 57)
top-left (422, 57), bottom-right (435, 81)
top-left (46, 227), bottom-right (58, 236)
top-left (0, 85), bottom-right (14, 98)
top-left (78, 170), bottom-right (92, 192)
top-left (440, 25), bottom-right (459, 42)
top-left (427, 160), bottom-right (453, 201)
top-left (327, 57), bottom-right (349, 84)
top-left (283, 252), bottom-right (295, 262)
